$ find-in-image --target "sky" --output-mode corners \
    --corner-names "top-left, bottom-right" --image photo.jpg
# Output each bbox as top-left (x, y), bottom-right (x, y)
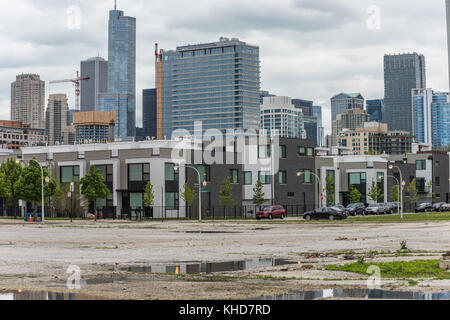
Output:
top-left (0, 0), bottom-right (449, 134)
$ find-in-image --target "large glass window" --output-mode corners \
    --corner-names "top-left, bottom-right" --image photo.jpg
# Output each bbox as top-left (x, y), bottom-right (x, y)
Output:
top-left (416, 160), bottom-right (426, 170)
top-left (94, 165), bottom-right (113, 183)
top-left (258, 145), bottom-right (270, 159)
top-left (306, 148), bottom-right (314, 157)
top-left (377, 172), bottom-right (384, 183)
top-left (165, 192), bottom-right (179, 210)
top-left (298, 147), bottom-right (306, 156)
top-left (243, 172), bottom-right (252, 185)
top-left (130, 193), bottom-right (143, 209)
top-left (258, 171), bottom-right (271, 185)
top-left (165, 163), bottom-right (179, 182)
top-left (197, 165), bottom-right (210, 182)
top-left (230, 169), bottom-right (239, 184)
top-left (303, 169), bottom-right (312, 183)
top-left (349, 172), bottom-right (366, 185)
top-left (60, 166), bottom-right (80, 183)
top-left (279, 145), bottom-right (286, 159)
top-left (128, 164), bottom-right (150, 182)
top-left (279, 171), bottom-right (287, 185)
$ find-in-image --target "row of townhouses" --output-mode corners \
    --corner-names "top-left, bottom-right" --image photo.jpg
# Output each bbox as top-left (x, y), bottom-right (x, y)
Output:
top-left (0, 137), bottom-right (448, 218)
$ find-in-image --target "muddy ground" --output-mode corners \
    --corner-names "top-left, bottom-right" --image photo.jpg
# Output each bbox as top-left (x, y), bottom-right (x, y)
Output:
top-left (0, 218), bottom-right (449, 300)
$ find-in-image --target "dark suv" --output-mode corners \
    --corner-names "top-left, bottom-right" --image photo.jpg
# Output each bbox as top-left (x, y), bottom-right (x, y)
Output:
top-left (346, 203), bottom-right (366, 216)
top-left (256, 205), bottom-right (286, 220)
top-left (415, 203), bottom-right (433, 213)
top-left (432, 202), bottom-right (446, 212)
top-left (303, 207), bottom-right (347, 221)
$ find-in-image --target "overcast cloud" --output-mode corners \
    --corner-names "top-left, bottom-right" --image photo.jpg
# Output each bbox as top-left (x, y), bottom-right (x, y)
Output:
top-left (0, 0), bottom-right (448, 134)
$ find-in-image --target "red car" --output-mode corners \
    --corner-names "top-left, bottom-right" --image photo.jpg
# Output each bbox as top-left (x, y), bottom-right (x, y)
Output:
top-left (256, 205), bottom-right (286, 220)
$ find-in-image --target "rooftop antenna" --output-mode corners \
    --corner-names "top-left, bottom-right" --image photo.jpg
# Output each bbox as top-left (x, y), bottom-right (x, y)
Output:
top-left (114, 0), bottom-right (117, 10)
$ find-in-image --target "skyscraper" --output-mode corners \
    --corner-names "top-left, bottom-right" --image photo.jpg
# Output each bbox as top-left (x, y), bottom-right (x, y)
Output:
top-left (330, 93), bottom-right (364, 122)
top-left (80, 56), bottom-right (108, 112)
top-left (366, 99), bottom-right (385, 123)
top-left (332, 108), bottom-right (370, 146)
top-left (45, 94), bottom-right (75, 145)
top-left (384, 53), bottom-right (426, 133)
top-left (98, 4), bottom-right (136, 138)
top-left (143, 88), bottom-right (157, 139)
top-left (11, 74), bottom-right (45, 129)
top-left (261, 96), bottom-right (305, 139)
top-left (446, 0), bottom-right (450, 91)
top-left (292, 99), bottom-right (313, 117)
top-left (312, 105), bottom-right (325, 147)
top-left (156, 37), bottom-right (261, 138)
top-left (412, 88), bottom-right (450, 148)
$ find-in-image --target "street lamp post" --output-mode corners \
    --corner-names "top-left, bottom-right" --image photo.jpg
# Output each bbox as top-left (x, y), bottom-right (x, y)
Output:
top-left (389, 165), bottom-right (404, 219)
top-left (17, 159), bottom-right (46, 225)
top-left (297, 171), bottom-right (323, 208)
top-left (388, 175), bottom-right (400, 215)
top-left (175, 165), bottom-right (203, 222)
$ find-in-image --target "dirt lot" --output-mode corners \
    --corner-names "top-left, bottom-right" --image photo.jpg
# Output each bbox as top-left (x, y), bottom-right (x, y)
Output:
top-left (0, 218), bottom-right (449, 300)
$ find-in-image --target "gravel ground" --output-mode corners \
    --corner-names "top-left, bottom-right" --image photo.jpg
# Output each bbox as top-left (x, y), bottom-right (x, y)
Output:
top-left (0, 218), bottom-right (449, 299)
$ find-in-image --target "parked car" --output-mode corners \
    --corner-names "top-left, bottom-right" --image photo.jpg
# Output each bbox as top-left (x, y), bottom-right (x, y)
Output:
top-left (415, 203), bottom-right (433, 213)
top-left (387, 202), bottom-right (400, 213)
top-left (333, 204), bottom-right (350, 215)
top-left (380, 203), bottom-right (393, 215)
top-left (365, 203), bottom-right (383, 215)
top-left (346, 203), bottom-right (366, 216)
top-left (441, 203), bottom-right (450, 212)
top-left (432, 202), bottom-right (446, 212)
top-left (303, 207), bottom-right (348, 221)
top-left (256, 205), bottom-right (286, 220)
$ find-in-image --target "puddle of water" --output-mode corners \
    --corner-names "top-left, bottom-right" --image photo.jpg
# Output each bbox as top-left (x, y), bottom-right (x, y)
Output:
top-left (0, 290), bottom-right (106, 300)
top-left (121, 258), bottom-right (295, 275)
top-left (252, 288), bottom-right (450, 300)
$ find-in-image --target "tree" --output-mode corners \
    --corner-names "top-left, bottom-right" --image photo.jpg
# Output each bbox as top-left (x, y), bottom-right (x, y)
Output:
top-left (143, 181), bottom-right (156, 208)
top-left (0, 158), bottom-right (23, 218)
top-left (180, 182), bottom-right (196, 207)
top-left (326, 175), bottom-right (335, 206)
top-left (15, 160), bottom-right (57, 213)
top-left (80, 166), bottom-right (110, 218)
top-left (348, 184), bottom-right (362, 204)
top-left (252, 180), bottom-right (266, 208)
top-left (427, 180), bottom-right (434, 204)
top-left (219, 176), bottom-right (235, 213)
top-left (407, 178), bottom-right (420, 209)
top-left (368, 180), bottom-right (383, 203)
top-left (390, 184), bottom-right (399, 202)
top-left (0, 171), bottom-right (10, 199)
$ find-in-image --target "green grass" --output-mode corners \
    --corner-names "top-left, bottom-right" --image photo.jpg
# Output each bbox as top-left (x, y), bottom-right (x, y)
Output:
top-left (324, 259), bottom-right (450, 279)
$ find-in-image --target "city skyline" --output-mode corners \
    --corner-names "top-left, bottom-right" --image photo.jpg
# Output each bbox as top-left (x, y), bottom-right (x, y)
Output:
top-left (0, 0), bottom-right (449, 135)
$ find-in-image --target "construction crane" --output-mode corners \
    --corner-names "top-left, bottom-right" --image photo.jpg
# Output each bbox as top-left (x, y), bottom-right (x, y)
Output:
top-left (50, 71), bottom-right (90, 112)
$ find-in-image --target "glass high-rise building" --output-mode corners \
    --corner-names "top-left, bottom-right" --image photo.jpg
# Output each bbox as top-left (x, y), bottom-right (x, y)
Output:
top-left (330, 93), bottom-right (364, 122)
top-left (412, 89), bottom-right (450, 148)
top-left (80, 57), bottom-right (108, 112)
top-left (312, 105), bottom-right (324, 147)
top-left (98, 5), bottom-right (136, 138)
top-left (366, 99), bottom-right (385, 123)
top-left (156, 37), bottom-right (260, 138)
top-left (143, 88), bottom-right (157, 139)
top-left (384, 53), bottom-right (426, 134)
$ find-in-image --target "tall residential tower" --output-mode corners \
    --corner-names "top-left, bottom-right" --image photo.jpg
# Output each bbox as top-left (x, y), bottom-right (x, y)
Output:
top-left (384, 53), bottom-right (426, 133)
top-left (11, 74), bottom-right (45, 129)
top-left (80, 56), bottom-right (108, 112)
top-left (98, 4), bottom-right (136, 138)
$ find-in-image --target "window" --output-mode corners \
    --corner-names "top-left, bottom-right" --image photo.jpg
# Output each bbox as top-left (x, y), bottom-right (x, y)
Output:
top-left (416, 178), bottom-right (425, 192)
top-left (165, 163), bottom-right (179, 182)
top-left (60, 166), bottom-right (80, 183)
top-left (258, 171), bottom-right (271, 185)
top-left (165, 192), bottom-right (179, 210)
top-left (416, 160), bottom-right (426, 170)
top-left (349, 172), bottom-right (366, 185)
top-left (258, 145), bottom-right (270, 159)
top-left (287, 192), bottom-right (295, 198)
top-left (230, 169), bottom-right (239, 184)
top-left (279, 145), bottom-right (286, 159)
top-left (306, 148), bottom-right (314, 157)
top-left (279, 171), bottom-right (287, 185)
top-left (303, 169), bottom-right (312, 183)
top-left (95, 165), bottom-right (113, 183)
top-left (298, 147), bottom-right (306, 156)
top-left (243, 172), bottom-right (252, 185)
top-left (128, 164), bottom-right (150, 182)
top-left (435, 177), bottom-right (440, 187)
top-left (197, 165), bottom-right (210, 182)
top-left (377, 172), bottom-right (384, 183)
